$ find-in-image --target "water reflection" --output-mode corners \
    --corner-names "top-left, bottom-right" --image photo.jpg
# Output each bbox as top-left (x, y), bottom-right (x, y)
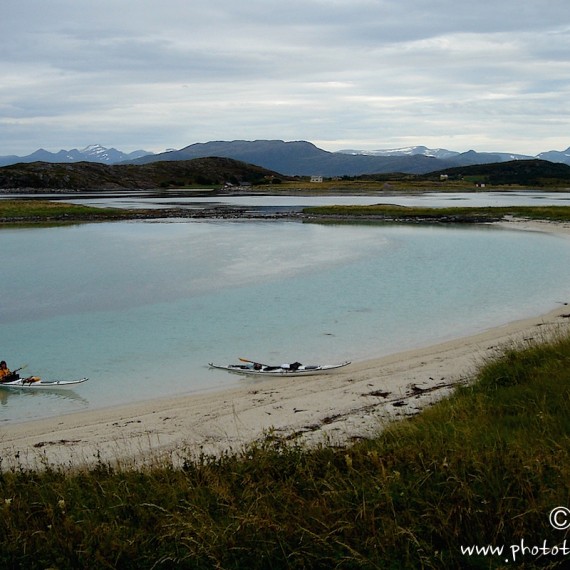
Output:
top-left (0, 386), bottom-right (88, 406)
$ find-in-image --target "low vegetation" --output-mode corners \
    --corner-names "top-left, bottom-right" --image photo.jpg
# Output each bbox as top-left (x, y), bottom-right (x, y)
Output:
top-left (0, 200), bottom-right (229, 224)
top-left (0, 200), bottom-right (128, 222)
top-left (303, 204), bottom-right (570, 222)
top-left (3, 200), bottom-right (570, 225)
top-left (1, 330), bottom-right (570, 568)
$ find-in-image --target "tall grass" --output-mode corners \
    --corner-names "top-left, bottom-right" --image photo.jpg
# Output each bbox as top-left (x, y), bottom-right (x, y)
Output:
top-left (1, 334), bottom-right (570, 568)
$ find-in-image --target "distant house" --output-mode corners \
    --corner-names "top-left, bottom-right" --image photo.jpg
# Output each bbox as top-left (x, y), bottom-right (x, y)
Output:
top-left (310, 175), bottom-right (323, 183)
top-left (440, 174), bottom-right (449, 181)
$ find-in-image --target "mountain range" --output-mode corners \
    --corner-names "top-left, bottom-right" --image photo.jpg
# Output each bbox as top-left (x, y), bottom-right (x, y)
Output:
top-left (0, 144), bottom-right (150, 168)
top-left (2, 140), bottom-right (570, 177)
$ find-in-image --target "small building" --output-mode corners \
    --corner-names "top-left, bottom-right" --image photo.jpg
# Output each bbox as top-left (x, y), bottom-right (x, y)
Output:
top-left (310, 175), bottom-right (323, 183)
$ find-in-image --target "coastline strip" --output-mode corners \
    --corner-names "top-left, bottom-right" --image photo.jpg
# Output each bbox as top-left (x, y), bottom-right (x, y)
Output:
top-left (1, 305), bottom-right (568, 470)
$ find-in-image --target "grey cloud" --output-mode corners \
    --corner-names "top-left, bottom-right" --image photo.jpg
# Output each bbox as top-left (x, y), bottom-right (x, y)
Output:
top-left (1, 0), bottom-right (569, 155)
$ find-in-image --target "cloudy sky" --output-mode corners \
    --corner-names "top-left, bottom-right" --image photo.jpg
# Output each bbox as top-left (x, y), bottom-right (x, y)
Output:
top-left (1, 0), bottom-right (569, 156)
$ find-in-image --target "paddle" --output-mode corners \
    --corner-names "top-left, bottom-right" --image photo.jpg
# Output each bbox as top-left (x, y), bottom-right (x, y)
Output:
top-left (238, 357), bottom-right (290, 372)
top-left (239, 357), bottom-right (269, 368)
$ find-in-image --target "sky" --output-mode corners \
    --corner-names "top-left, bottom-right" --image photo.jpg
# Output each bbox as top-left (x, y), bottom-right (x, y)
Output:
top-left (1, 0), bottom-right (570, 157)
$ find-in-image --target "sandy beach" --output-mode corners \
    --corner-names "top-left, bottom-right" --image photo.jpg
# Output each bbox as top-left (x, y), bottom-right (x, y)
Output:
top-left (1, 218), bottom-right (570, 471)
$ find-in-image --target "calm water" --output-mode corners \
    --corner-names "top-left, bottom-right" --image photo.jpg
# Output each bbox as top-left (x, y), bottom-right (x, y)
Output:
top-left (1, 214), bottom-right (570, 423)
top-left (4, 189), bottom-right (570, 212)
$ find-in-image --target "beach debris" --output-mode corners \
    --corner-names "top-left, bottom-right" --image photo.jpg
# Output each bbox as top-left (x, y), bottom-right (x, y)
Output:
top-left (365, 389), bottom-right (391, 398)
top-left (33, 439), bottom-right (81, 448)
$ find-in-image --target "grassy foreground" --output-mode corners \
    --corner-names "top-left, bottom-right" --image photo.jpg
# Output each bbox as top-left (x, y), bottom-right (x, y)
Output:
top-left (1, 333), bottom-right (570, 568)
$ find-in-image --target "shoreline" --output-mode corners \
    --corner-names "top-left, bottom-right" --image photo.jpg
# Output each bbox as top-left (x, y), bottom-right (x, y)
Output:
top-left (1, 217), bottom-right (570, 470)
top-left (1, 306), bottom-right (569, 471)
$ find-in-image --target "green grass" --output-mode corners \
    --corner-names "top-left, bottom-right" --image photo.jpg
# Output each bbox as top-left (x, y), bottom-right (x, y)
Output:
top-left (2, 331), bottom-right (570, 568)
top-left (303, 204), bottom-right (570, 222)
top-left (0, 200), bottom-right (127, 221)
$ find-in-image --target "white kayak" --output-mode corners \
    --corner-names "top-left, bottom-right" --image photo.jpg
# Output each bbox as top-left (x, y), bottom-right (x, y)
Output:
top-left (0, 377), bottom-right (88, 389)
top-left (209, 361), bottom-right (350, 376)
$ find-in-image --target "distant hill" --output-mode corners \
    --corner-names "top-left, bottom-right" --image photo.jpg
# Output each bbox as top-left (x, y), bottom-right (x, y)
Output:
top-left (0, 157), bottom-right (285, 191)
top-left (537, 147), bottom-right (570, 164)
top-left (338, 145), bottom-right (461, 160)
top-left (337, 145), bottom-right (533, 163)
top-left (0, 145), bottom-right (152, 167)
top-left (431, 159), bottom-right (570, 186)
top-left (131, 139), bottom-right (456, 176)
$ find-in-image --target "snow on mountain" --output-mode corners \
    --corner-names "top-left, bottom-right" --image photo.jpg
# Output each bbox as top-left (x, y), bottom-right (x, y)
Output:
top-left (337, 146), bottom-right (460, 160)
top-left (2, 141), bottom-right (570, 171)
top-left (79, 145), bottom-right (152, 163)
top-left (81, 144), bottom-right (110, 158)
top-left (336, 146), bottom-right (539, 164)
top-left (0, 145), bottom-right (153, 166)
top-left (537, 147), bottom-right (570, 163)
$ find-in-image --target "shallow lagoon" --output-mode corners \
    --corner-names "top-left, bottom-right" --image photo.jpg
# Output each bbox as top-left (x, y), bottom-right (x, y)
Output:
top-left (1, 213), bottom-right (570, 424)
top-left (4, 189), bottom-right (570, 212)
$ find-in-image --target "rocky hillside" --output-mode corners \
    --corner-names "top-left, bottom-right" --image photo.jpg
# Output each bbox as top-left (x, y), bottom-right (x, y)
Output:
top-left (431, 159), bottom-right (570, 186)
top-left (0, 157), bottom-right (285, 190)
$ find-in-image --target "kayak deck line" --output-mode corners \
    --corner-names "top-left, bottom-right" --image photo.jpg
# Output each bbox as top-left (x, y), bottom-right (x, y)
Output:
top-left (209, 361), bottom-right (350, 376)
top-left (0, 378), bottom-right (89, 389)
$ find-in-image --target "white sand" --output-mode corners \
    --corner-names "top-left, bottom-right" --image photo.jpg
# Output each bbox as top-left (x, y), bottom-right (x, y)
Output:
top-left (1, 218), bottom-right (569, 470)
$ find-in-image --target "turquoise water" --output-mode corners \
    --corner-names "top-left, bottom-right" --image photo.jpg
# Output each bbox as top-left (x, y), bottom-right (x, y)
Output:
top-left (1, 218), bottom-right (570, 423)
